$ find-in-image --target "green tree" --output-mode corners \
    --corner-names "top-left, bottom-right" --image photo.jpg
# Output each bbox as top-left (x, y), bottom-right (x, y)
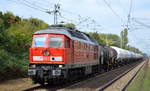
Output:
top-left (0, 11), bottom-right (48, 81)
top-left (64, 23), bottom-right (76, 29)
top-left (89, 32), bottom-right (121, 47)
top-left (89, 32), bottom-right (102, 43)
top-left (120, 28), bottom-right (128, 48)
top-left (5, 18), bottom-right (48, 56)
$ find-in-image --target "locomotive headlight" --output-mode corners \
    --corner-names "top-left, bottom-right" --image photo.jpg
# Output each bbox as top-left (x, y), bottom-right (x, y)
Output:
top-left (44, 50), bottom-right (50, 56)
top-left (59, 65), bottom-right (63, 68)
top-left (30, 64), bottom-right (36, 68)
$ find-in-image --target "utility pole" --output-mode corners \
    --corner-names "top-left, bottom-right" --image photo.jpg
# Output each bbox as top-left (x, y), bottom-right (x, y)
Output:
top-left (54, 4), bottom-right (60, 24)
top-left (120, 36), bottom-right (123, 48)
top-left (106, 34), bottom-right (108, 46)
top-left (46, 4), bottom-right (61, 24)
top-left (126, 0), bottom-right (133, 30)
top-left (127, 14), bottom-right (130, 30)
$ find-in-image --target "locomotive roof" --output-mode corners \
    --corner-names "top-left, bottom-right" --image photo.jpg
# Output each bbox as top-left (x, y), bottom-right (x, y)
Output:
top-left (34, 26), bottom-right (99, 45)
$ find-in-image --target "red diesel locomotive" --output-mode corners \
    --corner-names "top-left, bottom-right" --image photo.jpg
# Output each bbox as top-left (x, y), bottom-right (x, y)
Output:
top-left (28, 25), bottom-right (143, 85)
top-left (28, 25), bottom-right (100, 84)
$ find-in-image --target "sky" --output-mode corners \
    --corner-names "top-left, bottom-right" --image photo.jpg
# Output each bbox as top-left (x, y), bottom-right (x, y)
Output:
top-left (0, 0), bottom-right (150, 55)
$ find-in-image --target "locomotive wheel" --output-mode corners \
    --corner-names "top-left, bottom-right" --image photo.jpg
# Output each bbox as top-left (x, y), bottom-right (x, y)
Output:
top-left (48, 80), bottom-right (54, 85)
top-left (39, 81), bottom-right (45, 86)
top-left (66, 69), bottom-right (74, 82)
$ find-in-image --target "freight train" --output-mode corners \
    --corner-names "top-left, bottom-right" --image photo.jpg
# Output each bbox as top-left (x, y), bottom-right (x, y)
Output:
top-left (28, 25), bottom-right (143, 85)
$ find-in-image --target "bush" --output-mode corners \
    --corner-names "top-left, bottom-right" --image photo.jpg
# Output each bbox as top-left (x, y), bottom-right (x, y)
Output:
top-left (0, 49), bottom-right (29, 81)
top-left (0, 11), bottom-right (48, 81)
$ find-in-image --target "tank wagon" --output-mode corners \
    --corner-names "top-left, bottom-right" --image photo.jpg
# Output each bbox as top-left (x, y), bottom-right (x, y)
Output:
top-left (111, 46), bottom-right (143, 65)
top-left (28, 25), bottom-right (143, 85)
top-left (98, 46), bottom-right (117, 71)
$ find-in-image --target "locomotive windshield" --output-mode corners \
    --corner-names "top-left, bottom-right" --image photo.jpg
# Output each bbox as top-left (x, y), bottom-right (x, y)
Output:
top-left (34, 36), bottom-right (46, 47)
top-left (49, 36), bottom-right (63, 47)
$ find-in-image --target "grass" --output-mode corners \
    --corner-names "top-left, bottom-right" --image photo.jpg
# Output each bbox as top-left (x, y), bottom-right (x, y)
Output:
top-left (126, 60), bottom-right (150, 91)
top-left (142, 64), bottom-right (150, 91)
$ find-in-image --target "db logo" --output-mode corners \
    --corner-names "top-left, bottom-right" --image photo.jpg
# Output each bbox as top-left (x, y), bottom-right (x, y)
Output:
top-left (43, 57), bottom-right (49, 61)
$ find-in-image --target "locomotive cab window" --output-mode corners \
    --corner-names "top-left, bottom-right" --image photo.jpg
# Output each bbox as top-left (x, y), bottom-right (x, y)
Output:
top-left (33, 36), bottom-right (46, 47)
top-left (49, 36), bottom-right (63, 47)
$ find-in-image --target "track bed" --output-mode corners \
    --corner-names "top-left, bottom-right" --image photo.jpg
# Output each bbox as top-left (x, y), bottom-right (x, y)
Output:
top-left (0, 60), bottom-right (145, 91)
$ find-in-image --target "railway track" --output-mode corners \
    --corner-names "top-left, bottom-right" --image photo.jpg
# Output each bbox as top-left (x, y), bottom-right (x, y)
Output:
top-left (22, 59), bottom-right (146, 91)
top-left (57, 60), bottom-right (146, 91)
top-left (97, 59), bottom-right (147, 91)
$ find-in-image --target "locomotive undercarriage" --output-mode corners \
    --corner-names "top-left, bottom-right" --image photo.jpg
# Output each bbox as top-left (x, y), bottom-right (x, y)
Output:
top-left (28, 58), bottom-right (142, 85)
top-left (28, 64), bottom-right (67, 84)
top-left (28, 64), bottom-right (100, 85)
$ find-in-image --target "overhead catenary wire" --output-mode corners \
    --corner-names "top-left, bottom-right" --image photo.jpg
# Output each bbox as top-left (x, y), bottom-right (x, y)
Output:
top-left (9, 0), bottom-right (62, 24)
top-left (8, 0), bottom-right (47, 12)
top-left (129, 20), bottom-right (150, 31)
top-left (126, 0), bottom-right (150, 51)
top-left (33, 0), bottom-right (51, 8)
top-left (61, 9), bottom-right (80, 16)
top-left (9, 0), bottom-right (102, 30)
top-left (60, 8), bottom-right (102, 27)
top-left (125, 0), bottom-right (150, 31)
top-left (60, 8), bottom-right (102, 28)
top-left (126, 0), bottom-right (133, 30)
top-left (128, 19), bottom-right (150, 54)
top-left (97, 0), bottom-right (125, 24)
top-left (61, 8), bottom-right (89, 25)
top-left (76, 17), bottom-right (91, 26)
top-left (133, 17), bottom-right (150, 20)
top-left (128, 29), bottom-right (150, 51)
top-left (128, 0), bottom-right (133, 16)
top-left (23, 0), bottom-right (48, 11)
top-left (132, 18), bottom-right (150, 29)
top-left (118, 0), bottom-right (126, 14)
